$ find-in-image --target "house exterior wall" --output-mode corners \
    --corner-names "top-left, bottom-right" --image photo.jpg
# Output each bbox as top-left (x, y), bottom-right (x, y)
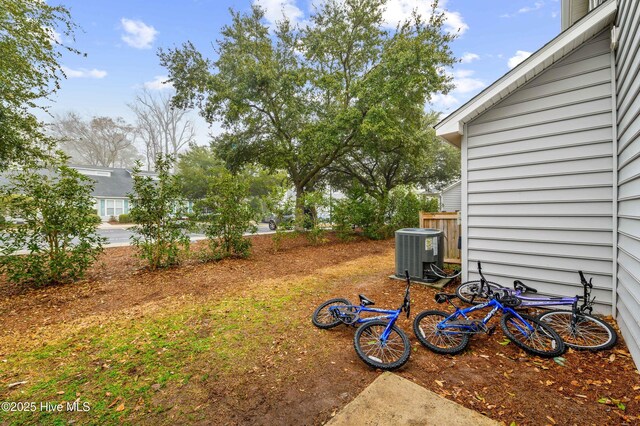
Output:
top-left (441, 182), bottom-right (462, 212)
top-left (614, 0), bottom-right (640, 367)
top-left (463, 30), bottom-right (615, 313)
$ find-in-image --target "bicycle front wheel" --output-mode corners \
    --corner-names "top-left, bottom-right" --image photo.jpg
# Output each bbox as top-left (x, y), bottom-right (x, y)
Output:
top-left (455, 280), bottom-right (504, 305)
top-left (353, 320), bottom-right (410, 370)
top-left (537, 310), bottom-right (617, 351)
top-left (311, 298), bottom-right (350, 329)
top-left (413, 310), bottom-right (469, 355)
top-left (501, 313), bottom-right (565, 358)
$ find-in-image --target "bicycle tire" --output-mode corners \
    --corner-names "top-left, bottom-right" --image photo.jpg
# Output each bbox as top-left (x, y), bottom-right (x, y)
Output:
top-left (455, 280), bottom-right (504, 305)
top-left (536, 310), bottom-right (617, 351)
top-left (353, 320), bottom-right (410, 370)
top-left (501, 313), bottom-right (565, 358)
top-left (413, 310), bottom-right (469, 355)
top-left (312, 298), bottom-right (351, 329)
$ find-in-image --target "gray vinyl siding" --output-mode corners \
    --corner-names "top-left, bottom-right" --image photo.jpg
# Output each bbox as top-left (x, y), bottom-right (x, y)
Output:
top-left (615, 0), bottom-right (640, 366)
top-left (464, 30), bottom-right (614, 313)
top-left (441, 182), bottom-right (461, 211)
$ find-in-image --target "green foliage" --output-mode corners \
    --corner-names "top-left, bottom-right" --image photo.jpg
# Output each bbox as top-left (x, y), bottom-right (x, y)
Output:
top-left (118, 213), bottom-right (132, 224)
top-left (333, 185), bottom-right (427, 240)
top-left (176, 144), bottom-right (227, 200)
top-left (176, 145), bottom-right (289, 220)
top-left (0, 163), bottom-right (105, 286)
top-left (421, 197), bottom-right (440, 213)
top-left (0, 0), bottom-right (82, 170)
top-left (196, 171), bottom-right (257, 260)
top-left (330, 112), bottom-right (461, 200)
top-left (296, 191), bottom-right (328, 245)
top-left (128, 155), bottom-right (190, 269)
top-left (160, 0), bottom-right (456, 222)
top-left (332, 188), bottom-right (380, 240)
top-left (386, 186), bottom-right (422, 230)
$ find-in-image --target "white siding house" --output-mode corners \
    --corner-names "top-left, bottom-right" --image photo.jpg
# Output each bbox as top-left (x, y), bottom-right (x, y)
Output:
top-left (440, 181), bottom-right (461, 212)
top-left (614, 0), bottom-right (640, 368)
top-left (435, 0), bottom-right (640, 367)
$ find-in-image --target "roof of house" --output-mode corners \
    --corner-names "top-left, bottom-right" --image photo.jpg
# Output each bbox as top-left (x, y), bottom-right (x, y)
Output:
top-left (77, 167), bottom-right (135, 198)
top-left (441, 180), bottom-right (461, 194)
top-left (0, 165), bottom-right (157, 199)
top-left (435, 0), bottom-right (616, 147)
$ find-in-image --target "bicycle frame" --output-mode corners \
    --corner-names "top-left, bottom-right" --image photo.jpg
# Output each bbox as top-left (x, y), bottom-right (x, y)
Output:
top-left (438, 297), bottom-right (534, 335)
top-left (329, 305), bottom-right (402, 340)
top-left (328, 271), bottom-right (411, 341)
top-left (475, 262), bottom-right (595, 314)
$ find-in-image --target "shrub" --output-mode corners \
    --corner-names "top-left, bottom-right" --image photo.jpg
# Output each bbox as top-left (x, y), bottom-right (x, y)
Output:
top-left (0, 164), bottom-right (105, 286)
top-left (333, 185), bottom-right (428, 241)
top-left (332, 188), bottom-right (382, 240)
top-left (118, 213), bottom-right (132, 224)
top-left (387, 186), bottom-right (422, 230)
top-left (128, 155), bottom-right (190, 269)
top-left (196, 171), bottom-right (257, 260)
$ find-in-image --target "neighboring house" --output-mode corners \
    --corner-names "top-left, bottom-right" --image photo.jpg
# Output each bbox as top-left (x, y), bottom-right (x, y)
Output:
top-left (435, 0), bottom-right (640, 367)
top-left (440, 181), bottom-right (461, 212)
top-left (72, 165), bottom-right (138, 221)
top-left (1, 165), bottom-right (191, 222)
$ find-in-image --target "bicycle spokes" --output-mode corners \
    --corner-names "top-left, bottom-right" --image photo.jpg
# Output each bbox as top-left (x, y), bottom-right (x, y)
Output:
top-left (358, 324), bottom-right (406, 364)
top-left (506, 317), bottom-right (557, 352)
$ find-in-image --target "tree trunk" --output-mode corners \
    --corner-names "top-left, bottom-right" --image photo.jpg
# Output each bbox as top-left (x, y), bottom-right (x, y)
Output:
top-left (295, 184), bottom-right (305, 231)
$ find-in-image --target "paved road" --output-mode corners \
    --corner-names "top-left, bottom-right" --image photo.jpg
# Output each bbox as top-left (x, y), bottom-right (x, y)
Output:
top-left (98, 223), bottom-right (273, 246)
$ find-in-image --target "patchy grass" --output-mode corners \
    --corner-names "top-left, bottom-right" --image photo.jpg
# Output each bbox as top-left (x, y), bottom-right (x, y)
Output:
top-left (0, 253), bottom-right (391, 425)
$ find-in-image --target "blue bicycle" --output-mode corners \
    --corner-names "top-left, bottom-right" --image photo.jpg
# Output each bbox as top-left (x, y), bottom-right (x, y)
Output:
top-left (413, 265), bottom-right (565, 358)
top-left (312, 271), bottom-right (412, 370)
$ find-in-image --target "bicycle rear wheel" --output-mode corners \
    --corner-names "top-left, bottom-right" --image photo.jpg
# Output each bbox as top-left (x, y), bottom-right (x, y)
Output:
top-left (455, 280), bottom-right (503, 305)
top-left (311, 298), bottom-right (350, 329)
top-left (501, 313), bottom-right (565, 358)
top-left (353, 320), bottom-right (410, 370)
top-left (537, 310), bottom-right (617, 351)
top-left (413, 310), bottom-right (469, 355)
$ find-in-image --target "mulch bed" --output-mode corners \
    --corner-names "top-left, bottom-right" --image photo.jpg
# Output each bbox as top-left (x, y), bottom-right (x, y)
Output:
top-left (1, 234), bottom-right (638, 425)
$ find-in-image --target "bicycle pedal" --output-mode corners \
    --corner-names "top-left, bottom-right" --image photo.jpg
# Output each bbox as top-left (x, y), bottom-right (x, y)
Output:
top-left (486, 325), bottom-right (496, 336)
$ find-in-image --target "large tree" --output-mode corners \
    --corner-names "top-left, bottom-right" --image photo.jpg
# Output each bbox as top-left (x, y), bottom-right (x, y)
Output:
top-left (160, 0), bottom-right (455, 218)
top-left (330, 112), bottom-right (461, 200)
top-left (129, 89), bottom-right (196, 170)
top-left (0, 0), bottom-right (80, 170)
top-left (50, 112), bottom-right (140, 168)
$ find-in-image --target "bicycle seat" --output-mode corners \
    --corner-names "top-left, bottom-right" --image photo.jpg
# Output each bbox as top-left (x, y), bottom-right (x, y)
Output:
top-left (513, 280), bottom-right (537, 293)
top-left (435, 293), bottom-right (457, 304)
top-left (359, 294), bottom-right (375, 306)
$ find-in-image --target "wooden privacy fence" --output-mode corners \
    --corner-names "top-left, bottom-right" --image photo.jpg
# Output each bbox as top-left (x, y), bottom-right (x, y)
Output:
top-left (419, 211), bottom-right (461, 264)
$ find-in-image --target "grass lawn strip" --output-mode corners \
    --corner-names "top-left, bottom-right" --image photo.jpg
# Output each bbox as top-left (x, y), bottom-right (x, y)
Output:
top-left (0, 253), bottom-right (391, 425)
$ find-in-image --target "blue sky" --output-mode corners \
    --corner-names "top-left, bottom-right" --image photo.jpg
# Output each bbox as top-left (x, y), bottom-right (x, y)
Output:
top-left (44, 0), bottom-right (563, 145)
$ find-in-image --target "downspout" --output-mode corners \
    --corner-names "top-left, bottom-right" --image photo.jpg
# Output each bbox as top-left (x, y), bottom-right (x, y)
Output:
top-left (610, 28), bottom-right (619, 319)
top-left (461, 123), bottom-right (469, 283)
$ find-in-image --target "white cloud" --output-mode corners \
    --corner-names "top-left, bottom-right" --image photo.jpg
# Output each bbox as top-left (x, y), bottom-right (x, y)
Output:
top-left (380, 0), bottom-right (468, 35)
top-left (120, 18), bottom-right (158, 49)
top-left (429, 68), bottom-right (486, 112)
top-left (430, 93), bottom-right (459, 109)
top-left (508, 50), bottom-right (532, 68)
top-left (518, 1), bottom-right (544, 13)
top-left (452, 69), bottom-right (485, 93)
top-left (144, 75), bottom-right (173, 90)
top-left (62, 66), bottom-right (107, 79)
top-left (254, 0), bottom-right (304, 27)
top-left (460, 52), bottom-right (479, 63)
top-left (501, 1), bottom-right (545, 18)
top-left (551, 10), bottom-right (559, 18)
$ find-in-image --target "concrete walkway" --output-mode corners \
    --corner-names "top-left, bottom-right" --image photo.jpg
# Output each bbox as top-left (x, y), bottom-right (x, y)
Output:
top-left (326, 372), bottom-right (498, 426)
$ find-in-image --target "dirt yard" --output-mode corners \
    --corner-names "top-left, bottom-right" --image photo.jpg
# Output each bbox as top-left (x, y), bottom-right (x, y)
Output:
top-left (0, 234), bottom-right (638, 425)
